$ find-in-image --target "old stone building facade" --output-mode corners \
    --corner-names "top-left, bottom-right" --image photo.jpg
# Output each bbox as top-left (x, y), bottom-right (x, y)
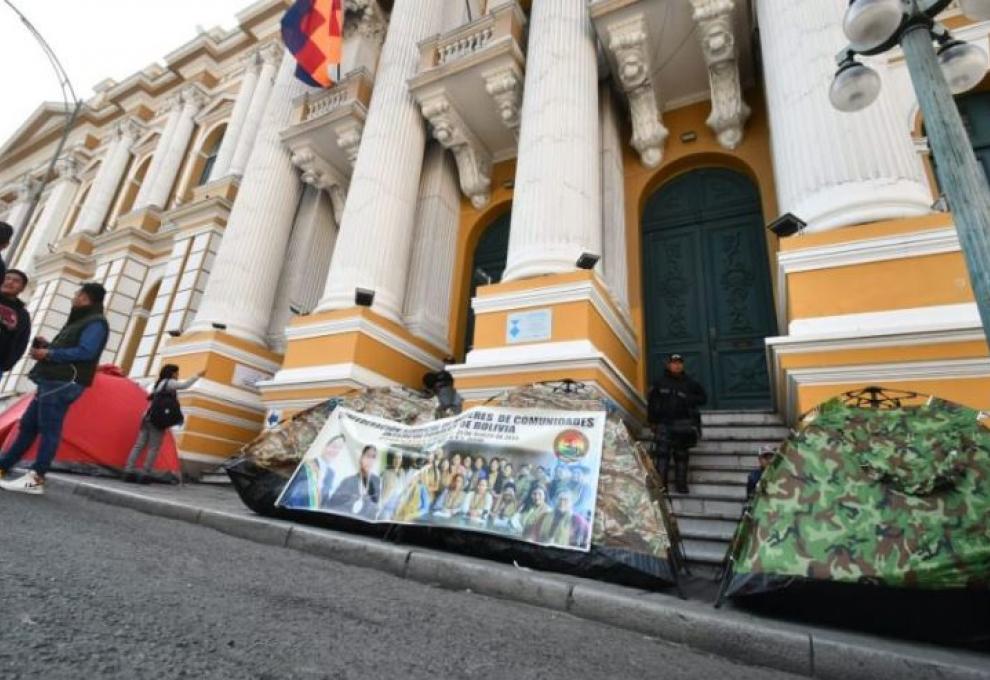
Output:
top-left (1, 0), bottom-right (988, 477)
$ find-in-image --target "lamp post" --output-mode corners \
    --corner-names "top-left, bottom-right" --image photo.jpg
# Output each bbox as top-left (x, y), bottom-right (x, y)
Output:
top-left (830, 0), bottom-right (990, 346)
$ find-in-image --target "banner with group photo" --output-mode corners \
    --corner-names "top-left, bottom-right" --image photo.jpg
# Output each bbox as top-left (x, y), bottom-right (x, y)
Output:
top-left (275, 406), bottom-right (607, 552)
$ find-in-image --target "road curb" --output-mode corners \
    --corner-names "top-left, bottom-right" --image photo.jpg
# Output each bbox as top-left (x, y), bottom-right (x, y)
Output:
top-left (49, 476), bottom-right (990, 680)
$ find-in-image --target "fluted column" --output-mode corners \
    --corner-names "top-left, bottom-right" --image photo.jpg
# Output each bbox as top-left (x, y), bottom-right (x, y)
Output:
top-left (15, 157), bottom-right (80, 272)
top-left (318, 0), bottom-right (447, 320)
top-left (600, 83), bottom-right (630, 315)
top-left (133, 96), bottom-right (182, 209)
top-left (267, 185), bottom-right (337, 351)
top-left (3, 179), bottom-right (36, 234)
top-left (74, 118), bottom-right (141, 234)
top-left (211, 51), bottom-right (261, 181)
top-left (403, 144), bottom-right (460, 350)
top-left (502, 0), bottom-right (601, 282)
top-left (757, 0), bottom-right (930, 232)
top-left (228, 44), bottom-right (281, 178)
top-left (139, 87), bottom-right (206, 210)
top-left (187, 51), bottom-right (310, 343)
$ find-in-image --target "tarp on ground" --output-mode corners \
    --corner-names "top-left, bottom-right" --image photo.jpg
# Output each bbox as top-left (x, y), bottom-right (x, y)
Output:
top-left (226, 383), bottom-right (682, 590)
top-left (721, 393), bottom-right (990, 599)
top-left (0, 365), bottom-right (180, 480)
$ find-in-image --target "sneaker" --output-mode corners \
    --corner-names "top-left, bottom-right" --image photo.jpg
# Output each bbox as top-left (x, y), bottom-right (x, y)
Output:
top-left (0, 471), bottom-right (45, 495)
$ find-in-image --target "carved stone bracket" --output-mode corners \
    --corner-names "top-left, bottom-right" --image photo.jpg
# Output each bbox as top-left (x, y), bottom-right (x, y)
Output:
top-left (290, 147), bottom-right (348, 223)
top-left (691, 0), bottom-right (751, 150)
top-left (418, 93), bottom-right (492, 209)
top-left (334, 121), bottom-right (365, 168)
top-left (344, 0), bottom-right (388, 45)
top-left (483, 66), bottom-right (523, 133)
top-left (605, 17), bottom-right (668, 168)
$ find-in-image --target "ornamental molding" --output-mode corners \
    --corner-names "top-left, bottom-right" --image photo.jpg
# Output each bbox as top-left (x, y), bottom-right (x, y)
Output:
top-left (334, 120), bottom-right (364, 168)
top-left (289, 146), bottom-right (349, 223)
top-left (417, 92), bottom-right (493, 209)
top-left (344, 0), bottom-right (388, 45)
top-left (602, 15), bottom-right (668, 168)
top-left (690, 0), bottom-right (750, 149)
top-left (483, 65), bottom-right (524, 132)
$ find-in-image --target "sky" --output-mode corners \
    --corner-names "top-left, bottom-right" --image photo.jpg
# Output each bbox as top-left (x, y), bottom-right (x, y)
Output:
top-left (0, 0), bottom-right (254, 146)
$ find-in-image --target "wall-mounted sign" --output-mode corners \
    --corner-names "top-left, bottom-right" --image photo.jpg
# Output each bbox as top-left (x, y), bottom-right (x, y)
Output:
top-left (506, 308), bottom-right (552, 344)
top-left (233, 364), bottom-right (272, 390)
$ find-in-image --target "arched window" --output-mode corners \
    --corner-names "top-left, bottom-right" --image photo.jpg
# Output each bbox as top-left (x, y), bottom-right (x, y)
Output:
top-left (58, 182), bottom-right (92, 240)
top-left (114, 155), bottom-right (153, 220)
top-left (196, 126), bottom-right (225, 186)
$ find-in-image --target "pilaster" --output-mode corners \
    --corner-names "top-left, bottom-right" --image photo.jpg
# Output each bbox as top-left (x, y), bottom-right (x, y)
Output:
top-left (211, 50), bottom-right (261, 180)
top-left (229, 43), bottom-right (281, 178)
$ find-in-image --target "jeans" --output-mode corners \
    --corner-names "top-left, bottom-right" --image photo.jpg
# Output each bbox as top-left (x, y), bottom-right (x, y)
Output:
top-left (0, 379), bottom-right (85, 477)
top-left (125, 419), bottom-right (166, 472)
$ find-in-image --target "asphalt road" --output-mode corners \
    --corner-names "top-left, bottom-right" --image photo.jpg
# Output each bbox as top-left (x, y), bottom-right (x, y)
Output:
top-left (0, 487), bottom-right (802, 680)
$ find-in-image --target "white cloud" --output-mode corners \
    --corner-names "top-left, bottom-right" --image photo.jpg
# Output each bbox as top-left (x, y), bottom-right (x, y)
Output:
top-left (0, 0), bottom-right (255, 145)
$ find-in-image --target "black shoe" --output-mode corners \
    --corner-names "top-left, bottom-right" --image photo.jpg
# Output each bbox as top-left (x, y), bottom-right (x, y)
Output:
top-left (122, 471), bottom-right (137, 483)
top-left (137, 472), bottom-right (153, 485)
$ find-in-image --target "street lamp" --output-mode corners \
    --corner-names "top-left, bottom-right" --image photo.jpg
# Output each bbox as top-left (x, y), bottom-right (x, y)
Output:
top-left (830, 0), bottom-right (990, 348)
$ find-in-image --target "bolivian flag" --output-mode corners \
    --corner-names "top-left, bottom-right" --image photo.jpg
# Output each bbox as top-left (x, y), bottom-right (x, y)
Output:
top-left (281, 0), bottom-right (344, 88)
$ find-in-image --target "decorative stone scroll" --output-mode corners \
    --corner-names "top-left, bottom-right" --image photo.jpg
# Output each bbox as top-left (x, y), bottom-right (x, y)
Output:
top-left (418, 93), bottom-right (492, 209)
top-left (691, 0), bottom-right (750, 149)
top-left (603, 16), bottom-right (668, 168)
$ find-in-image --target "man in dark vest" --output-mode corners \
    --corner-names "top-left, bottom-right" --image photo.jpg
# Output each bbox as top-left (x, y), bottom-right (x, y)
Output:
top-left (647, 353), bottom-right (707, 494)
top-left (0, 282), bottom-right (108, 495)
top-left (0, 268), bottom-right (32, 380)
top-left (0, 221), bottom-right (13, 285)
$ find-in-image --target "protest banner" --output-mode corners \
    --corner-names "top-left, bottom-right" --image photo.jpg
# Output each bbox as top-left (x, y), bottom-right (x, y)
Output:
top-left (276, 405), bottom-right (607, 552)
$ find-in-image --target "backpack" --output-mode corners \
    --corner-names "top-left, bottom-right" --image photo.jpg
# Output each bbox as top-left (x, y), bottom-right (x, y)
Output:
top-left (147, 380), bottom-right (184, 429)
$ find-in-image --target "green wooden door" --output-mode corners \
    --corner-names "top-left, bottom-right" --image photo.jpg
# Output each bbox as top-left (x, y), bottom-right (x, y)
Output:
top-left (464, 211), bottom-right (510, 355)
top-left (642, 169), bottom-right (776, 410)
top-left (953, 91), bottom-right (990, 185)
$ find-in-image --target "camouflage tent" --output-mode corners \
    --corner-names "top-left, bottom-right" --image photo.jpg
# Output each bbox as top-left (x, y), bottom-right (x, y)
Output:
top-left (720, 393), bottom-right (990, 602)
top-left (226, 382), bottom-right (683, 590)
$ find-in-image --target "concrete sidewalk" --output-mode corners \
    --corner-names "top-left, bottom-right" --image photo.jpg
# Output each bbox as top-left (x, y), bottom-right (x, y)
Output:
top-left (43, 473), bottom-right (989, 680)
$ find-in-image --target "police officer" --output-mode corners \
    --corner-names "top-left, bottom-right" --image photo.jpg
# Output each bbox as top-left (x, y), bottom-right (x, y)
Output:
top-left (647, 353), bottom-right (707, 493)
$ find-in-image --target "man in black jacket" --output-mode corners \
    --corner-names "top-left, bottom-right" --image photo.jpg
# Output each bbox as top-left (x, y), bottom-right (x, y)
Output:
top-left (0, 269), bottom-right (32, 379)
top-left (647, 354), bottom-right (707, 493)
top-left (0, 221), bottom-right (13, 285)
top-left (0, 282), bottom-right (108, 495)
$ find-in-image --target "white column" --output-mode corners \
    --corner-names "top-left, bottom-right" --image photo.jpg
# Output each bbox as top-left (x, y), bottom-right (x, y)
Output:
top-left (187, 52), bottom-right (310, 344)
top-left (502, 0), bottom-right (602, 282)
top-left (318, 0), bottom-right (447, 320)
top-left (211, 52), bottom-right (261, 181)
top-left (3, 180), bottom-right (36, 234)
top-left (15, 157), bottom-right (80, 273)
top-left (133, 96), bottom-right (182, 210)
top-left (139, 87), bottom-right (205, 210)
top-left (74, 119), bottom-right (140, 234)
top-left (228, 44), bottom-right (281, 178)
top-left (403, 144), bottom-right (460, 350)
top-left (267, 185), bottom-right (338, 351)
top-left (600, 83), bottom-right (629, 315)
top-left (757, 0), bottom-right (931, 232)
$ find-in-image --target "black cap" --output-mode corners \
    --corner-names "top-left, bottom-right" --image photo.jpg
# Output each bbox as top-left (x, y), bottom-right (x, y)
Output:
top-left (668, 353), bottom-right (684, 362)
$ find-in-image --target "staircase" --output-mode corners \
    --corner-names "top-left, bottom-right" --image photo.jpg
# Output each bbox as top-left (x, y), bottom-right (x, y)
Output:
top-left (667, 411), bottom-right (790, 578)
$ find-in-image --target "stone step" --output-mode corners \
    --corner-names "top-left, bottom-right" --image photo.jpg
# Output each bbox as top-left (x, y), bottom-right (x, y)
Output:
top-left (688, 468), bottom-right (751, 485)
top-left (676, 516), bottom-right (739, 542)
top-left (681, 537), bottom-right (730, 565)
top-left (694, 440), bottom-right (782, 454)
top-left (670, 494), bottom-right (745, 517)
top-left (691, 452), bottom-right (760, 469)
top-left (672, 483), bottom-right (747, 500)
top-left (700, 412), bottom-right (784, 426)
top-left (702, 425), bottom-right (791, 441)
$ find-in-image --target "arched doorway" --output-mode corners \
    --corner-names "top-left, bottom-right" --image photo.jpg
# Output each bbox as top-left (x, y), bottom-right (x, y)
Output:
top-left (464, 210), bottom-right (510, 356)
top-left (641, 168), bottom-right (776, 410)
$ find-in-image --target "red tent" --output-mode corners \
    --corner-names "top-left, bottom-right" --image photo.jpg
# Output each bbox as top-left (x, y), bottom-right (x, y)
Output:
top-left (0, 365), bottom-right (180, 479)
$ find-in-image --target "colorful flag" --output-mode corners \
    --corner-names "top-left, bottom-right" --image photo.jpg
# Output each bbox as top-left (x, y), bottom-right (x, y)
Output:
top-left (281, 0), bottom-right (344, 88)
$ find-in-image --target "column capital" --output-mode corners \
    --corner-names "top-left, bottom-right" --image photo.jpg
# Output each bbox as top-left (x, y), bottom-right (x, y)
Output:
top-left (179, 85), bottom-right (209, 112)
top-left (14, 176), bottom-right (39, 203)
top-left (690, 0), bottom-right (750, 149)
top-left (345, 0), bottom-right (388, 45)
top-left (257, 42), bottom-right (284, 68)
top-left (54, 155), bottom-right (81, 181)
top-left (113, 116), bottom-right (143, 142)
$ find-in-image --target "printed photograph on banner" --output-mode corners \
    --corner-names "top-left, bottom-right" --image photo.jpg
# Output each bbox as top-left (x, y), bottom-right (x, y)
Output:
top-left (276, 406), bottom-right (608, 552)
